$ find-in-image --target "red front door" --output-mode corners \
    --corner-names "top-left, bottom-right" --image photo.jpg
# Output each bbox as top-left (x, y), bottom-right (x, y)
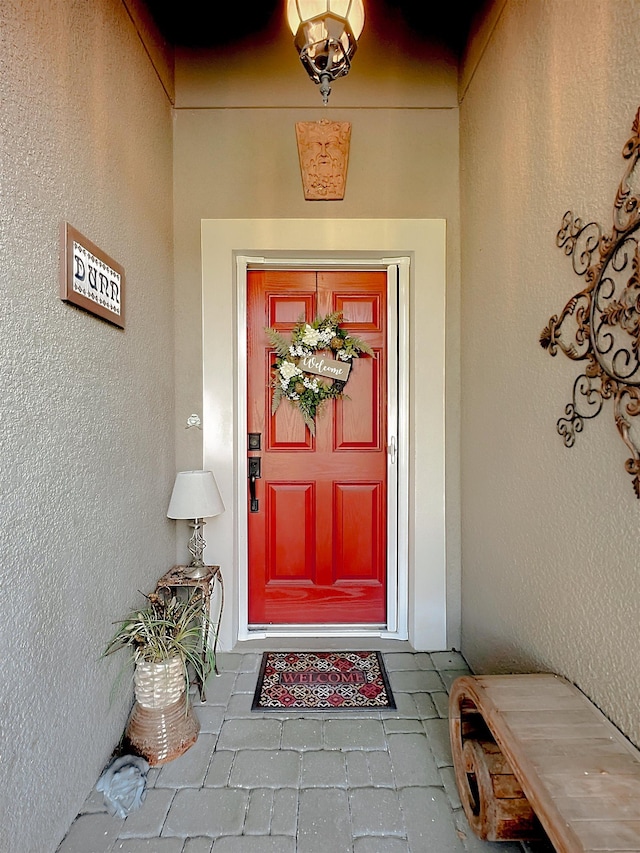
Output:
top-left (247, 269), bottom-right (388, 626)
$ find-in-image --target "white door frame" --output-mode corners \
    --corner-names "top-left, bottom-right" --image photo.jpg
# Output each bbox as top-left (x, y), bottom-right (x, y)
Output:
top-left (200, 219), bottom-right (447, 652)
top-left (236, 257), bottom-right (408, 641)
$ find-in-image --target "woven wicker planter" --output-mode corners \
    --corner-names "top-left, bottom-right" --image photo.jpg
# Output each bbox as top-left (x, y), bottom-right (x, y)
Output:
top-left (125, 658), bottom-right (200, 766)
top-left (133, 657), bottom-right (185, 708)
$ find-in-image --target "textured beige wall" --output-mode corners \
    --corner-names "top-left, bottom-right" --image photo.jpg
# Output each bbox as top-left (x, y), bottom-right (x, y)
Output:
top-left (172, 12), bottom-right (464, 648)
top-left (1, 1), bottom-right (174, 850)
top-left (460, 0), bottom-right (640, 744)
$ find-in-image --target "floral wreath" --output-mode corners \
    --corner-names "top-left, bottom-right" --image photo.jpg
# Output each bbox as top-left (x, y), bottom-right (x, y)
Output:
top-left (266, 312), bottom-right (373, 434)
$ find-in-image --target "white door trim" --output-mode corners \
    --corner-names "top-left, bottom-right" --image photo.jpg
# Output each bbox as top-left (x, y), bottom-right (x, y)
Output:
top-left (236, 257), bottom-right (409, 641)
top-left (201, 219), bottom-right (447, 652)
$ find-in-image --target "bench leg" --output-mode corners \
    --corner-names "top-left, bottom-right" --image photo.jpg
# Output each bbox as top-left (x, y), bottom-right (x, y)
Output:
top-left (450, 687), bottom-right (543, 841)
top-left (461, 737), bottom-right (542, 841)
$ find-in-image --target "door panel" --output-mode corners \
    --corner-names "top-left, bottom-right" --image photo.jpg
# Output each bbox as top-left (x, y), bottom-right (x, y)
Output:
top-left (335, 354), bottom-right (380, 448)
top-left (267, 482), bottom-right (315, 580)
top-left (334, 482), bottom-right (384, 581)
top-left (247, 269), bottom-right (387, 625)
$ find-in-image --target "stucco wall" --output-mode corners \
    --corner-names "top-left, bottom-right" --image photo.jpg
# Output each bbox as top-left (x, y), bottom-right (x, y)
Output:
top-left (1, 1), bottom-right (175, 850)
top-left (173, 7), bottom-right (463, 650)
top-left (460, 0), bottom-right (640, 744)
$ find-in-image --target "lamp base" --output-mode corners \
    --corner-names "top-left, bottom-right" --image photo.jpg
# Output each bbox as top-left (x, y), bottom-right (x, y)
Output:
top-left (186, 518), bottom-right (207, 571)
top-left (184, 562), bottom-right (209, 579)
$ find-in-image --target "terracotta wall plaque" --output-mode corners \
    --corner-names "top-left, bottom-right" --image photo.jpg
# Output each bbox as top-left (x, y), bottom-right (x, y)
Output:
top-left (295, 120), bottom-right (351, 200)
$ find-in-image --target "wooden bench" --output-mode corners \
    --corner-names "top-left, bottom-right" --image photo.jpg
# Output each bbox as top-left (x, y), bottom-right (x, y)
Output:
top-left (449, 674), bottom-right (640, 852)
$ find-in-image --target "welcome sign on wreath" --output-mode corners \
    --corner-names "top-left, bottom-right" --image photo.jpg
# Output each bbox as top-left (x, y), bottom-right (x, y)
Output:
top-left (266, 312), bottom-right (373, 434)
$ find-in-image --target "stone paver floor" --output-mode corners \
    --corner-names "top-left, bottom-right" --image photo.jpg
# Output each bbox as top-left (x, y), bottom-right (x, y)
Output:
top-left (58, 649), bottom-right (555, 853)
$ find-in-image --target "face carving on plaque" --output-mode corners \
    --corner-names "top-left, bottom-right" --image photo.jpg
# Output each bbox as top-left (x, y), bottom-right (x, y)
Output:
top-left (295, 120), bottom-right (351, 200)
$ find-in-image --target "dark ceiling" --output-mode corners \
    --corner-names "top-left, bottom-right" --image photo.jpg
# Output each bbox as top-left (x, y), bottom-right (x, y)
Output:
top-left (143, 0), bottom-right (485, 55)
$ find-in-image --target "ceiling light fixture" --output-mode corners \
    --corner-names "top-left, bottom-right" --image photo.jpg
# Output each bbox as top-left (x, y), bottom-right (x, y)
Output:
top-left (286, 0), bottom-right (365, 106)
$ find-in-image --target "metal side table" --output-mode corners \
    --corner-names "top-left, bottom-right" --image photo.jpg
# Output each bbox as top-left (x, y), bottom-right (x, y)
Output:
top-left (155, 564), bottom-right (223, 702)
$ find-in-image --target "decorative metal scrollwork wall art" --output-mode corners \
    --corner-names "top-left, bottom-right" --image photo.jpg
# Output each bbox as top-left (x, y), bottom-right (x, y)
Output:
top-left (540, 108), bottom-right (640, 497)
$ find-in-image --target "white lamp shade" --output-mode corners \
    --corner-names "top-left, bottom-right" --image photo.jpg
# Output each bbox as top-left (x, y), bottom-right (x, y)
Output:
top-left (167, 470), bottom-right (225, 520)
top-left (286, 0), bottom-right (365, 39)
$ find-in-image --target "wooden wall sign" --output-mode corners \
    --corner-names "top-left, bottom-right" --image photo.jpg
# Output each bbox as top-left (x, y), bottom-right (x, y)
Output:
top-left (295, 120), bottom-right (351, 200)
top-left (299, 352), bottom-right (351, 382)
top-left (61, 223), bottom-right (125, 328)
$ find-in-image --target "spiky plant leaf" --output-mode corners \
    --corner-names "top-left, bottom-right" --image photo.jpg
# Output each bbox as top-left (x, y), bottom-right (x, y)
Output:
top-left (102, 591), bottom-right (217, 712)
top-left (301, 407), bottom-right (316, 435)
top-left (265, 327), bottom-right (290, 358)
top-left (271, 383), bottom-right (284, 415)
top-left (346, 333), bottom-right (374, 356)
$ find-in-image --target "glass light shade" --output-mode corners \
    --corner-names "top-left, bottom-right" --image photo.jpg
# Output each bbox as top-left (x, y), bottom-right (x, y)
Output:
top-left (286, 0), bottom-right (365, 40)
top-left (286, 0), bottom-right (364, 104)
top-left (167, 470), bottom-right (225, 520)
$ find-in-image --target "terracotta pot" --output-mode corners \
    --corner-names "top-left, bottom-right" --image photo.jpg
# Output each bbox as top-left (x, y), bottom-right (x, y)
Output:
top-left (125, 657), bottom-right (200, 766)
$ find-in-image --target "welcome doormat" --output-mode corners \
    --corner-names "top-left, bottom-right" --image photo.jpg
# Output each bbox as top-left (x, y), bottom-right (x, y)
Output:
top-left (252, 651), bottom-right (396, 711)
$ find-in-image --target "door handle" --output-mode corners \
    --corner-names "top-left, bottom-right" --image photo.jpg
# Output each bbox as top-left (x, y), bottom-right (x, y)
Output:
top-left (248, 457), bottom-right (261, 512)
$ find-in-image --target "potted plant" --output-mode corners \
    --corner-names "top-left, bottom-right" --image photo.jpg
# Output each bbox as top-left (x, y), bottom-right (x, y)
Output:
top-left (103, 590), bottom-right (216, 765)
